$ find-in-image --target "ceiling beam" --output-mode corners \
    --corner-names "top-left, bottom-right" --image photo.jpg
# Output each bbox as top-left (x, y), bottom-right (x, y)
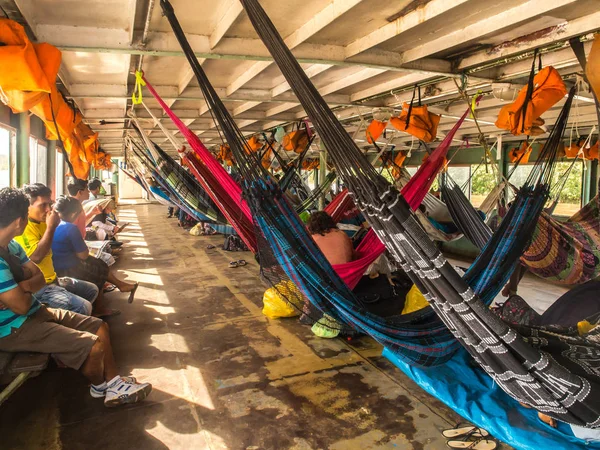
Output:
top-left (225, 0), bottom-right (367, 96)
top-left (210, 0), bottom-right (244, 49)
top-left (458, 11), bottom-right (600, 70)
top-left (344, 0), bottom-right (470, 58)
top-left (401, 0), bottom-right (577, 64)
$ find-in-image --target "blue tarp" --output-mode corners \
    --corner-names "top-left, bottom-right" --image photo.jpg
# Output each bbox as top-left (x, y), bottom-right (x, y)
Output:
top-left (383, 347), bottom-right (600, 450)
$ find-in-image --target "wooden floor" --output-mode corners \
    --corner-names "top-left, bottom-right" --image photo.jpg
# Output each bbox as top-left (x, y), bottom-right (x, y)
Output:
top-left (0, 202), bottom-right (572, 449)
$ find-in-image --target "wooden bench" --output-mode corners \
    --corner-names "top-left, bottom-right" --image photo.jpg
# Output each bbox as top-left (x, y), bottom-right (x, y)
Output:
top-left (0, 352), bottom-right (49, 406)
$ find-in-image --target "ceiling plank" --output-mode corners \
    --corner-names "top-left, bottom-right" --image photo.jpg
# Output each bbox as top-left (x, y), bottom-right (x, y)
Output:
top-left (210, 0), bottom-right (244, 49)
top-left (458, 11), bottom-right (600, 70)
top-left (344, 0), bottom-right (470, 58)
top-left (225, 0), bottom-right (366, 96)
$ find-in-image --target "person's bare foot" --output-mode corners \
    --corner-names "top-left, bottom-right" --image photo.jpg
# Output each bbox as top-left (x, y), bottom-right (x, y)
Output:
top-left (538, 412), bottom-right (557, 428)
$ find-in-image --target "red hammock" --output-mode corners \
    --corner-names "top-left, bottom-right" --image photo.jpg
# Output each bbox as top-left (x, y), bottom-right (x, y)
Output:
top-left (400, 107), bottom-right (470, 210)
top-left (143, 75), bottom-right (258, 253)
top-left (325, 189), bottom-right (386, 288)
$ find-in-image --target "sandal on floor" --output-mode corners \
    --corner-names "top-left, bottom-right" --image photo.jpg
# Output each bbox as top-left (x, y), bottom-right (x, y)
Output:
top-left (446, 438), bottom-right (497, 450)
top-left (442, 424), bottom-right (489, 439)
top-left (103, 284), bottom-right (117, 293)
top-left (206, 244), bottom-right (216, 249)
top-left (229, 261), bottom-right (239, 268)
top-left (127, 283), bottom-right (139, 304)
top-left (237, 259), bottom-right (247, 267)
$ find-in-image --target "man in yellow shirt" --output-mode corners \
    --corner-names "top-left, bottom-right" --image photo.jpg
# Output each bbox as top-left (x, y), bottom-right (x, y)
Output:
top-left (15, 184), bottom-right (99, 315)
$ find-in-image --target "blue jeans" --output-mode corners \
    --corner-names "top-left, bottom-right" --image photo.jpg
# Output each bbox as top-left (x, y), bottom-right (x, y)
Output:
top-left (34, 279), bottom-right (99, 316)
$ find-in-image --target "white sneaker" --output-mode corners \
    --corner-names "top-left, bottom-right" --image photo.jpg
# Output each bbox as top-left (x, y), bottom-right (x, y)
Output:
top-left (90, 376), bottom-right (137, 398)
top-left (104, 377), bottom-right (152, 407)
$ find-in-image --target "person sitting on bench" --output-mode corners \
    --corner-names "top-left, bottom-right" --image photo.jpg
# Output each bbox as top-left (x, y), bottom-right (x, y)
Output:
top-left (307, 211), bottom-right (355, 265)
top-left (52, 197), bottom-right (138, 311)
top-left (0, 187), bottom-right (152, 406)
top-left (67, 179), bottom-right (101, 238)
top-left (14, 183), bottom-right (100, 316)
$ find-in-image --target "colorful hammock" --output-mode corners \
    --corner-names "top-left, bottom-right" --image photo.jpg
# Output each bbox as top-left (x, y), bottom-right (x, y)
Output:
top-left (523, 193), bottom-right (600, 284)
top-left (240, 0), bottom-right (600, 429)
top-left (141, 75), bottom-right (257, 253)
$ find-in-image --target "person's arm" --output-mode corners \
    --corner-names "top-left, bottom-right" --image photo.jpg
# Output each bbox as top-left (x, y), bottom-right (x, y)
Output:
top-left (18, 260), bottom-right (46, 294)
top-left (28, 210), bottom-right (60, 264)
top-left (84, 206), bottom-right (102, 225)
top-left (68, 224), bottom-right (90, 260)
top-left (0, 286), bottom-right (34, 315)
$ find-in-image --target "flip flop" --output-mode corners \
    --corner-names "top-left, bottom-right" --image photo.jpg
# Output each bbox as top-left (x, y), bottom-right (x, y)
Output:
top-left (446, 438), bottom-right (497, 450)
top-left (229, 261), bottom-right (239, 268)
top-left (237, 259), bottom-right (247, 266)
top-left (442, 425), bottom-right (489, 439)
top-left (103, 284), bottom-right (117, 293)
top-left (206, 244), bottom-right (216, 249)
top-left (94, 309), bottom-right (121, 319)
top-left (127, 283), bottom-right (139, 304)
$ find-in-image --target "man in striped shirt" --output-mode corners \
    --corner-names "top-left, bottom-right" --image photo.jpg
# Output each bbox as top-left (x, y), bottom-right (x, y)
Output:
top-left (0, 188), bottom-right (151, 407)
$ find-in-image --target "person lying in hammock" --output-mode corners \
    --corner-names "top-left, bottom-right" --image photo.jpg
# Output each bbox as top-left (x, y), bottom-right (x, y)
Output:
top-left (307, 211), bottom-right (355, 265)
top-left (51, 197), bottom-right (138, 316)
top-left (85, 199), bottom-right (126, 241)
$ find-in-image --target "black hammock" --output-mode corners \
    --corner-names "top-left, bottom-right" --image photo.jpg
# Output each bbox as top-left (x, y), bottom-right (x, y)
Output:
top-left (239, 0), bottom-right (600, 428)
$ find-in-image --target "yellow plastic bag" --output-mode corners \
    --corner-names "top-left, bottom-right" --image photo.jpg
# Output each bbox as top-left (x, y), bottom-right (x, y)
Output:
top-left (402, 285), bottom-right (429, 315)
top-left (262, 284), bottom-right (301, 319)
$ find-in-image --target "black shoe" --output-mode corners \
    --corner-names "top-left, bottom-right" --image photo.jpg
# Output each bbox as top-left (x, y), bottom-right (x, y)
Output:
top-left (108, 241), bottom-right (123, 248)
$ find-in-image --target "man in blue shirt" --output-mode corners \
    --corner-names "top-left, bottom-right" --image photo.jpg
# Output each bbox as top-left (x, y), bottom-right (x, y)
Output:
top-left (0, 188), bottom-right (151, 407)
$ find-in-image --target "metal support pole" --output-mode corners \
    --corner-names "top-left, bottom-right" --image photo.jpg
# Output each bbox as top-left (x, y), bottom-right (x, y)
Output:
top-left (318, 142), bottom-right (327, 210)
top-left (47, 141), bottom-right (56, 196)
top-left (17, 113), bottom-right (30, 187)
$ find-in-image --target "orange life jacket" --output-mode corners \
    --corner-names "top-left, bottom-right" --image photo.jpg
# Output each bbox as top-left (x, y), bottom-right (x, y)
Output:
top-left (564, 139), bottom-right (584, 159)
top-left (389, 103), bottom-right (440, 143)
top-left (218, 144), bottom-right (233, 166)
top-left (366, 120), bottom-right (387, 143)
top-left (282, 130), bottom-right (309, 153)
top-left (587, 34), bottom-right (600, 101)
top-left (245, 135), bottom-right (262, 153)
top-left (496, 65), bottom-right (567, 136)
top-left (509, 142), bottom-right (533, 164)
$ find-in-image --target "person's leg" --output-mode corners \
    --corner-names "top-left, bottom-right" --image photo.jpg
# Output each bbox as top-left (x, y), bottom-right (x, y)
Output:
top-left (106, 268), bottom-right (136, 292)
top-left (60, 277), bottom-right (99, 303)
top-left (35, 284), bottom-right (93, 316)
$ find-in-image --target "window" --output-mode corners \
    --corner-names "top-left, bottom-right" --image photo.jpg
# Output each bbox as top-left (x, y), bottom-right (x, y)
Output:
top-left (56, 150), bottom-right (65, 196)
top-left (0, 126), bottom-right (12, 188)
top-left (550, 161), bottom-right (583, 216)
top-left (446, 166), bottom-right (471, 198)
top-left (470, 164), bottom-right (498, 208)
top-left (29, 136), bottom-right (48, 185)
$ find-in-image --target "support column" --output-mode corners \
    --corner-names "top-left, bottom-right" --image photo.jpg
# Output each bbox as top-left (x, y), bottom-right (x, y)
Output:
top-left (47, 141), bottom-right (56, 196)
top-left (590, 159), bottom-right (598, 199)
top-left (318, 142), bottom-right (327, 210)
top-left (16, 113), bottom-right (30, 187)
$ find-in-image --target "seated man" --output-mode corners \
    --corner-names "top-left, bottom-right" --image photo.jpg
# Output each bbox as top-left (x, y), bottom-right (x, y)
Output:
top-left (67, 179), bottom-right (100, 238)
top-left (0, 187), bottom-right (151, 406)
top-left (14, 183), bottom-right (99, 316)
top-left (307, 211), bottom-right (354, 265)
top-left (83, 178), bottom-right (104, 204)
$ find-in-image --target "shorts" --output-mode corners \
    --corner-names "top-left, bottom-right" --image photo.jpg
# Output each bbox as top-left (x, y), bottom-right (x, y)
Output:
top-left (0, 306), bottom-right (103, 370)
top-left (57, 256), bottom-right (109, 290)
top-left (34, 279), bottom-right (99, 316)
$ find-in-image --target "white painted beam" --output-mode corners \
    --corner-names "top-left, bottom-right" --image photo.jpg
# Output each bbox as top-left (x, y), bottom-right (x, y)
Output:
top-left (401, 0), bottom-right (577, 64)
top-left (271, 64), bottom-right (333, 97)
top-left (210, 0), bottom-right (244, 49)
top-left (226, 0), bottom-right (366, 96)
top-left (458, 11), bottom-right (600, 70)
top-left (344, 0), bottom-right (470, 58)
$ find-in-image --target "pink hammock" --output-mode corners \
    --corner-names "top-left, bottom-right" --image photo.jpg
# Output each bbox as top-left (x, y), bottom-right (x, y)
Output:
top-left (400, 107), bottom-right (470, 210)
top-left (142, 75), bottom-right (258, 253)
top-left (332, 230), bottom-right (386, 289)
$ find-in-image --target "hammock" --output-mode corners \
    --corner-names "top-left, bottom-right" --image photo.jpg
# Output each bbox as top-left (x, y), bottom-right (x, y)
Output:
top-left (129, 120), bottom-right (228, 225)
top-left (240, 0), bottom-right (600, 428)
top-left (295, 172), bottom-right (337, 213)
top-left (160, 0), bottom-right (460, 366)
top-left (141, 76), bottom-right (257, 253)
top-left (523, 193), bottom-right (600, 284)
